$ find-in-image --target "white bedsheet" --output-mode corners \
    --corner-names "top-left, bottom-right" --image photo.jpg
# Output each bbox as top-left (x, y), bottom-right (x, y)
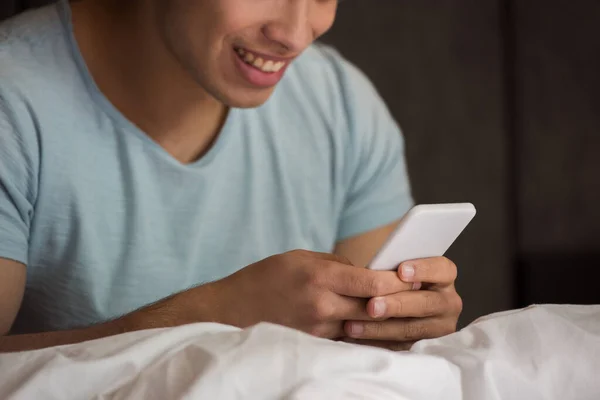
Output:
top-left (0, 304), bottom-right (599, 399)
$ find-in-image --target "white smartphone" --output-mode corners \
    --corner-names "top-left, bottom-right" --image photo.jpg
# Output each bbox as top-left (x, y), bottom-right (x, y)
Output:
top-left (367, 203), bottom-right (476, 271)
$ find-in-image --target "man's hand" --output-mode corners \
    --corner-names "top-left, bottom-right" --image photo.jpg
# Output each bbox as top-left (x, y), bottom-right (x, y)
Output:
top-left (214, 250), bottom-right (410, 339)
top-left (0, 250), bottom-right (408, 352)
top-left (342, 257), bottom-right (463, 351)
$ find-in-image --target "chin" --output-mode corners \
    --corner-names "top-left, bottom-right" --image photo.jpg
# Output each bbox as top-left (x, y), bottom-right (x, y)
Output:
top-left (215, 87), bottom-right (276, 109)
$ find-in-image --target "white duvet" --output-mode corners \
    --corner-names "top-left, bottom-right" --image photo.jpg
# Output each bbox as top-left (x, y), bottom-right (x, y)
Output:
top-left (1, 304), bottom-right (599, 399)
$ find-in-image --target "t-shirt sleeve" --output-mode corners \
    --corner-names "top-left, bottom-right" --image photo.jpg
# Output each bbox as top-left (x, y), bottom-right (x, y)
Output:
top-left (0, 87), bottom-right (38, 265)
top-left (327, 50), bottom-right (414, 241)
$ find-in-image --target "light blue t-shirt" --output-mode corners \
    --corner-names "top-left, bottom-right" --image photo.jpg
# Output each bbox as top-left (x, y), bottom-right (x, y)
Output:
top-left (0, 1), bottom-right (413, 334)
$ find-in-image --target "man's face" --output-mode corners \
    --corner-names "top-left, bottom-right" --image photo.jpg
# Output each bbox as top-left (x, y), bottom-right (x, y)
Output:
top-left (156, 0), bottom-right (338, 108)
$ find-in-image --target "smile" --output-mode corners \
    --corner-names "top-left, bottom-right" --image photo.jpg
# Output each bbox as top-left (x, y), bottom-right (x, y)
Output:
top-left (235, 47), bottom-right (287, 74)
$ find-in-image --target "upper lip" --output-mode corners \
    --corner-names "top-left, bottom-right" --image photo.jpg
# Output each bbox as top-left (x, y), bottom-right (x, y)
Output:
top-left (235, 46), bottom-right (296, 63)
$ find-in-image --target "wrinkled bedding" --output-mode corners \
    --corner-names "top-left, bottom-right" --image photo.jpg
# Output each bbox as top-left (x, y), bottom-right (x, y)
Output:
top-left (1, 304), bottom-right (598, 399)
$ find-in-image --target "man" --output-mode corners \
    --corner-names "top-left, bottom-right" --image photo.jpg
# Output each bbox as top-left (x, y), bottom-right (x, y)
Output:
top-left (0, 0), bottom-right (462, 352)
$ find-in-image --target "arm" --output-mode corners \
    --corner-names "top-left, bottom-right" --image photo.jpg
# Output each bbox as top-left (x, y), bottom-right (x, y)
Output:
top-left (0, 251), bottom-right (415, 353)
top-left (334, 220), bottom-right (400, 268)
top-left (0, 259), bottom-right (26, 336)
top-left (0, 257), bottom-right (222, 353)
top-left (0, 221), bottom-right (400, 352)
top-left (2, 88), bottom-right (197, 352)
top-left (323, 48), bottom-right (461, 349)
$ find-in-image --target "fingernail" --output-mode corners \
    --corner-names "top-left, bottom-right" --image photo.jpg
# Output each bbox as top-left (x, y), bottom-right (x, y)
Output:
top-left (412, 282), bottom-right (422, 291)
top-left (350, 323), bottom-right (364, 336)
top-left (402, 264), bottom-right (415, 280)
top-left (373, 298), bottom-right (386, 317)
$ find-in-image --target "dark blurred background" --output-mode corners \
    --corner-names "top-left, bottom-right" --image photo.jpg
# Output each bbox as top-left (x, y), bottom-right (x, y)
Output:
top-left (322, 0), bottom-right (600, 325)
top-left (2, 0), bottom-right (599, 326)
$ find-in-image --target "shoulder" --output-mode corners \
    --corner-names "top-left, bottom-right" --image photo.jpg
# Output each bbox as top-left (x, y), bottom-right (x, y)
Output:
top-left (281, 43), bottom-right (386, 122)
top-left (277, 43), bottom-right (403, 157)
top-left (0, 4), bottom-right (70, 99)
top-left (0, 3), bottom-right (64, 46)
top-left (0, 6), bottom-right (62, 158)
top-left (0, 3), bottom-right (88, 139)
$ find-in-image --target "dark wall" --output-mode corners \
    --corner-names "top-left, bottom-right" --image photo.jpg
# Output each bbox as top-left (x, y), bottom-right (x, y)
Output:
top-left (513, 1), bottom-right (600, 306)
top-left (323, 0), bottom-right (600, 320)
top-left (2, 1), bottom-right (599, 324)
top-left (322, 1), bottom-right (513, 326)
top-left (0, 0), bottom-right (47, 19)
top-left (0, 1), bottom-right (17, 20)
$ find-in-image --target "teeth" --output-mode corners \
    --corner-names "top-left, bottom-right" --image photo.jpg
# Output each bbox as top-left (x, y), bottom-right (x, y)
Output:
top-left (263, 60), bottom-right (274, 73)
top-left (238, 48), bottom-right (287, 73)
top-left (253, 57), bottom-right (264, 68)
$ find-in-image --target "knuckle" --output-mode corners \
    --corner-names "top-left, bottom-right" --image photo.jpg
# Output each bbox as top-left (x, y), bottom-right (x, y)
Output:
top-left (288, 249), bottom-right (318, 264)
top-left (311, 297), bottom-right (335, 322)
top-left (364, 322), bottom-right (383, 337)
top-left (424, 293), bottom-right (442, 314)
top-left (404, 322), bottom-right (428, 341)
top-left (444, 258), bottom-right (458, 281)
top-left (284, 249), bottom-right (302, 260)
top-left (367, 277), bottom-right (385, 296)
top-left (453, 293), bottom-right (464, 314)
top-left (304, 268), bottom-right (326, 288)
top-left (290, 249), bottom-right (311, 258)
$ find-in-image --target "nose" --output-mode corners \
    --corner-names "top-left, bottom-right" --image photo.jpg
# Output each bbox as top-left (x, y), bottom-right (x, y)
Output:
top-left (262, 1), bottom-right (313, 54)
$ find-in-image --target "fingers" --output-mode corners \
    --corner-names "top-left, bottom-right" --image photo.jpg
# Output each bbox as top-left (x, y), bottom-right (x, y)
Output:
top-left (292, 250), bottom-right (428, 297)
top-left (305, 321), bottom-right (346, 339)
top-left (398, 257), bottom-right (457, 286)
top-left (341, 338), bottom-right (416, 352)
top-left (308, 292), bottom-right (371, 322)
top-left (364, 290), bottom-right (462, 319)
top-left (303, 295), bottom-right (370, 339)
top-left (344, 317), bottom-right (457, 342)
top-left (290, 250), bottom-right (354, 266)
top-left (320, 263), bottom-right (413, 298)
top-left (289, 250), bottom-right (414, 297)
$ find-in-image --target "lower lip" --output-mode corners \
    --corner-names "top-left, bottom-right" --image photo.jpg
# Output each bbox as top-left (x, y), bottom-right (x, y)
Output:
top-left (233, 49), bottom-right (288, 88)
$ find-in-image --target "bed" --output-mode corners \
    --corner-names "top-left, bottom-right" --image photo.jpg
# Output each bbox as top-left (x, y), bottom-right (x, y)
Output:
top-left (0, 304), bottom-right (598, 399)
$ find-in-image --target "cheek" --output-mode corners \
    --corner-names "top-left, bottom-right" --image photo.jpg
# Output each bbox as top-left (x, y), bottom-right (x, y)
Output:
top-left (213, 0), bottom-right (268, 41)
top-left (160, 6), bottom-right (209, 59)
top-left (312, 4), bottom-right (338, 39)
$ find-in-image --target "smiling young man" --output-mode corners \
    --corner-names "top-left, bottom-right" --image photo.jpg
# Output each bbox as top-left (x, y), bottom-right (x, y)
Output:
top-left (0, 0), bottom-right (462, 352)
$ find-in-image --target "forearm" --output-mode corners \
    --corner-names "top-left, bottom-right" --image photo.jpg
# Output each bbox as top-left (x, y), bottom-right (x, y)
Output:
top-left (0, 281), bottom-right (223, 353)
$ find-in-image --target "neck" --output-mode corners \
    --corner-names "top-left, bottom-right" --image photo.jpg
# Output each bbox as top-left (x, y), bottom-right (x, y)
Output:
top-left (70, 0), bottom-right (228, 164)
